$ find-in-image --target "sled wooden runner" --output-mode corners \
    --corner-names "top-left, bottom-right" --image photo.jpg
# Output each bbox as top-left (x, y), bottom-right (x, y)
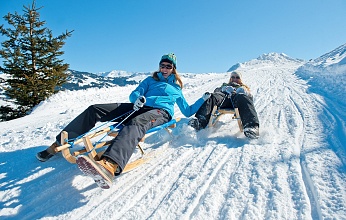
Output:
top-left (208, 106), bottom-right (243, 132)
top-left (56, 118), bottom-right (181, 173)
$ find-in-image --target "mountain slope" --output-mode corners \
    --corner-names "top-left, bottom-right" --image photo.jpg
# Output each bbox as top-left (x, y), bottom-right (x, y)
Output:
top-left (0, 52), bottom-right (345, 219)
top-left (296, 43), bottom-right (346, 106)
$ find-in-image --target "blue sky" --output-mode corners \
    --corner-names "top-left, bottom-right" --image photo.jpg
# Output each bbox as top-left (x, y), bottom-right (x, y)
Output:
top-left (1, 0), bottom-right (345, 74)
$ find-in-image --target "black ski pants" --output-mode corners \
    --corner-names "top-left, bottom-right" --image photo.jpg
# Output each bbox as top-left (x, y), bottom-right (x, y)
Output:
top-left (195, 92), bottom-right (259, 129)
top-left (56, 103), bottom-right (171, 174)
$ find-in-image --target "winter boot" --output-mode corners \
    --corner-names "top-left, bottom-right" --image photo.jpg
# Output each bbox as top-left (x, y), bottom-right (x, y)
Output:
top-left (76, 155), bottom-right (118, 189)
top-left (188, 118), bottom-right (201, 130)
top-left (244, 125), bottom-right (259, 139)
top-left (188, 116), bottom-right (208, 131)
top-left (36, 142), bottom-right (59, 162)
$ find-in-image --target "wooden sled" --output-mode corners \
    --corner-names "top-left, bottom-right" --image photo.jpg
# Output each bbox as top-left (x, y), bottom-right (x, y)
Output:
top-left (55, 118), bottom-right (181, 173)
top-left (208, 106), bottom-right (243, 132)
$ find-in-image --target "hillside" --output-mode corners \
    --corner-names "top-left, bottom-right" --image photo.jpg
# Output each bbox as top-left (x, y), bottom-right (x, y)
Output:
top-left (0, 49), bottom-right (345, 219)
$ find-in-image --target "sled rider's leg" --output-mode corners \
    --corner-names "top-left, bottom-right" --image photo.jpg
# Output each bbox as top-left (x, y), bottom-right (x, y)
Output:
top-left (36, 103), bottom-right (133, 162)
top-left (233, 94), bottom-right (259, 128)
top-left (102, 109), bottom-right (170, 175)
top-left (55, 103), bottom-right (134, 142)
top-left (36, 142), bottom-right (60, 162)
top-left (192, 92), bottom-right (226, 129)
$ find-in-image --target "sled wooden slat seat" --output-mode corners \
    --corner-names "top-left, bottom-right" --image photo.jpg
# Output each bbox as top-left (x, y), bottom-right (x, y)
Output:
top-left (208, 106), bottom-right (243, 132)
top-left (57, 118), bottom-right (181, 164)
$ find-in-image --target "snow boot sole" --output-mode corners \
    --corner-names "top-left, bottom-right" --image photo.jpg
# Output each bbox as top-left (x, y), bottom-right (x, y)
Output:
top-left (36, 150), bottom-right (54, 162)
top-left (76, 155), bottom-right (113, 189)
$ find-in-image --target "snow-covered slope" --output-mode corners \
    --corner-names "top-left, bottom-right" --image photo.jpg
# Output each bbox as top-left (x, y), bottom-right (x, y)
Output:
top-left (296, 43), bottom-right (346, 106)
top-left (0, 48), bottom-right (345, 219)
top-left (300, 43), bottom-right (346, 72)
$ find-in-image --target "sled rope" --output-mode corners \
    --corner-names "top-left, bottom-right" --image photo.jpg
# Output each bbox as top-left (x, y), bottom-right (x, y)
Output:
top-left (86, 109), bottom-right (138, 153)
top-left (218, 94), bottom-right (228, 110)
top-left (65, 110), bottom-right (135, 149)
top-left (220, 94), bottom-right (236, 111)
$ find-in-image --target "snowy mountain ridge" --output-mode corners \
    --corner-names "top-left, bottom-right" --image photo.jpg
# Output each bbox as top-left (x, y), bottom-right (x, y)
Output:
top-left (311, 43), bottom-right (346, 67)
top-left (298, 43), bottom-right (346, 76)
top-left (228, 52), bottom-right (305, 72)
top-left (257, 52), bottom-right (304, 63)
top-left (97, 70), bottom-right (133, 78)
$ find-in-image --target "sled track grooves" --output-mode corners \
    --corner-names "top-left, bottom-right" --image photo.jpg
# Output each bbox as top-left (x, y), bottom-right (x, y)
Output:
top-left (80, 145), bottom-right (174, 219)
top-left (131, 146), bottom-right (199, 219)
top-left (87, 145), bottom-right (197, 219)
top-left (59, 143), bottom-right (166, 219)
top-left (302, 94), bottom-right (346, 218)
top-left (249, 67), bottom-right (319, 219)
top-left (145, 146), bottom-right (217, 219)
top-left (182, 145), bottom-right (238, 219)
top-left (288, 83), bottom-right (323, 219)
top-left (217, 145), bottom-right (246, 219)
top-left (122, 147), bottom-right (199, 219)
top-left (145, 144), bottom-right (235, 219)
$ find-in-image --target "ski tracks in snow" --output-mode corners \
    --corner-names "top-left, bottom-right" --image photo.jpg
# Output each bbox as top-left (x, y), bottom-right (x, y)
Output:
top-left (249, 65), bottom-right (346, 219)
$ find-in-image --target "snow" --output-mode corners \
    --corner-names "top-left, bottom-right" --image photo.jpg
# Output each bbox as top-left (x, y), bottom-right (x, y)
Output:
top-left (97, 70), bottom-right (133, 78)
top-left (0, 45), bottom-right (345, 219)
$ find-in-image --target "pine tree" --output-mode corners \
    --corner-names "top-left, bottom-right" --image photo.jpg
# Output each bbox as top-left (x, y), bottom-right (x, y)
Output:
top-left (0, 0), bottom-right (73, 121)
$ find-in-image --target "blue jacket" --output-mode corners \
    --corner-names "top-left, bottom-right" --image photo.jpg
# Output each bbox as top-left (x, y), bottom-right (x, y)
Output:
top-left (129, 72), bottom-right (204, 117)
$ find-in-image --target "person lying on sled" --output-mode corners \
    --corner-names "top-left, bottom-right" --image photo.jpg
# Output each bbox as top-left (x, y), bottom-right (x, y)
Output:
top-left (36, 53), bottom-right (211, 181)
top-left (189, 71), bottom-right (260, 139)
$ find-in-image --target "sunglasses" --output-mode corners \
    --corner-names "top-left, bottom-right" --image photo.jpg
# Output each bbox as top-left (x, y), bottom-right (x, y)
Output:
top-left (160, 64), bottom-right (173, 69)
top-left (231, 76), bottom-right (240, 79)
